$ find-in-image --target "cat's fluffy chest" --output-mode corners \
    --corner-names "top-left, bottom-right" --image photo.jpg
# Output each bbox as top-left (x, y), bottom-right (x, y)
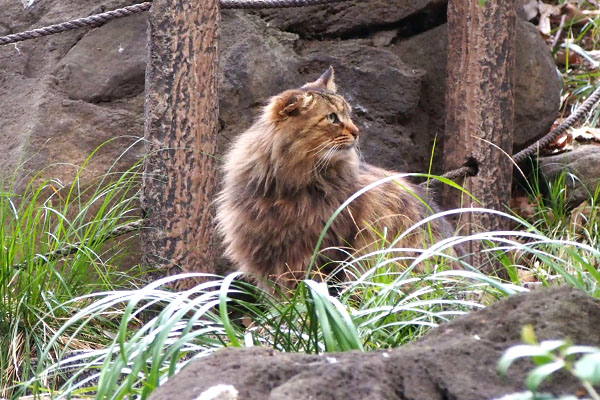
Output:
top-left (232, 179), bottom-right (358, 280)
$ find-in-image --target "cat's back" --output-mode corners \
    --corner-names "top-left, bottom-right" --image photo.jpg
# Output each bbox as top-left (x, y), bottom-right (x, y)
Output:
top-left (353, 161), bottom-right (454, 247)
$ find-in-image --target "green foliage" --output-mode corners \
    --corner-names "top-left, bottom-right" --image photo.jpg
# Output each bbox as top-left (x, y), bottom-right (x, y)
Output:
top-left (552, 4), bottom-right (600, 127)
top-left (496, 326), bottom-right (600, 400)
top-left (18, 205), bottom-right (524, 399)
top-left (0, 139), bottom-right (145, 397)
top-left (19, 167), bottom-right (600, 399)
top-left (509, 168), bottom-right (600, 296)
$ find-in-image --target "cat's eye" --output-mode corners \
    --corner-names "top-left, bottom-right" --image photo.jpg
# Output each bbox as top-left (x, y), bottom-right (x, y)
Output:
top-left (327, 113), bottom-right (340, 124)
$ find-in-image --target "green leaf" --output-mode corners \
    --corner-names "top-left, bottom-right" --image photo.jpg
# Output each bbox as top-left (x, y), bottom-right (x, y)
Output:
top-left (525, 360), bottom-right (565, 391)
top-left (305, 280), bottom-right (363, 352)
top-left (574, 352), bottom-right (600, 385)
top-left (521, 325), bottom-right (537, 345)
top-left (564, 345), bottom-right (600, 357)
top-left (219, 272), bottom-right (244, 348)
top-left (498, 345), bottom-right (553, 375)
top-left (539, 340), bottom-right (568, 353)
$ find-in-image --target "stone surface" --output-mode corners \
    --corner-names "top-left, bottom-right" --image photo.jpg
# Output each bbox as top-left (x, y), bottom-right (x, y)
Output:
top-left (393, 19), bottom-right (562, 155)
top-left (0, 1), bottom-right (562, 276)
top-left (540, 145), bottom-right (600, 206)
top-left (149, 287), bottom-right (600, 400)
top-left (0, 0), bottom-right (147, 192)
top-left (256, 0), bottom-right (448, 39)
top-left (0, 0), bottom-right (560, 189)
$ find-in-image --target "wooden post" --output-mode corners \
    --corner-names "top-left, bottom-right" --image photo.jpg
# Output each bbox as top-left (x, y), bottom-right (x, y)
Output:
top-left (444, 0), bottom-right (516, 275)
top-left (141, 0), bottom-right (219, 288)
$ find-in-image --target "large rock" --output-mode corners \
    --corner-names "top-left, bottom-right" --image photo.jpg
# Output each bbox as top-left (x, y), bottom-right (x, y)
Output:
top-left (256, 0), bottom-right (448, 39)
top-left (149, 287), bottom-right (600, 400)
top-left (540, 145), bottom-right (600, 206)
top-left (0, 0), bottom-right (561, 190)
top-left (0, 0), bottom-right (148, 192)
top-left (391, 19), bottom-right (561, 157)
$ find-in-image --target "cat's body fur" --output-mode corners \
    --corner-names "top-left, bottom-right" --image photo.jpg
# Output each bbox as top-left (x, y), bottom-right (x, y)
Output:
top-left (217, 68), bottom-right (455, 287)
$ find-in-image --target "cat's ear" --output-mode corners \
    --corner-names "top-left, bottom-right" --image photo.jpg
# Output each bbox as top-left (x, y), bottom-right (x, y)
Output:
top-left (302, 66), bottom-right (337, 93)
top-left (271, 91), bottom-right (315, 119)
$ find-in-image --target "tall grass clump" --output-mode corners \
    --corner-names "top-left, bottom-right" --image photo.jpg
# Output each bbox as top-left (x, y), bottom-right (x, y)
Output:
top-left (509, 164), bottom-right (600, 296)
top-left (19, 199), bottom-right (531, 399)
top-left (0, 138), bottom-right (145, 397)
top-left (20, 172), bottom-right (600, 399)
top-left (21, 264), bottom-right (519, 400)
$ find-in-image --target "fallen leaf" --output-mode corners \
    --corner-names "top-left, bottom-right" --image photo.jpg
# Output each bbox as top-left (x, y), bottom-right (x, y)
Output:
top-left (523, 0), bottom-right (539, 21)
top-left (555, 48), bottom-right (583, 66)
top-left (518, 268), bottom-right (536, 283)
top-left (547, 131), bottom-right (573, 153)
top-left (510, 195), bottom-right (538, 219)
top-left (570, 126), bottom-right (600, 143)
top-left (538, 1), bottom-right (560, 35)
top-left (557, 3), bottom-right (588, 25)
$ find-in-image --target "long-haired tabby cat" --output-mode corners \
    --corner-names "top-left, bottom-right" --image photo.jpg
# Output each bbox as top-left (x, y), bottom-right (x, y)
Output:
top-left (217, 67), bottom-right (456, 288)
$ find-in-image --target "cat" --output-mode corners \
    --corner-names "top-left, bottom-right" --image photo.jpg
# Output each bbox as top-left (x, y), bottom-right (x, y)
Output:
top-left (216, 67), bottom-right (457, 289)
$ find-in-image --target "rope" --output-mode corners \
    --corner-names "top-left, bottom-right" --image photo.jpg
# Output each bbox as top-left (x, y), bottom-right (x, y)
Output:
top-left (0, 3), bottom-right (151, 46)
top-left (512, 84), bottom-right (600, 163)
top-left (422, 84), bottom-right (600, 187)
top-left (11, 219), bottom-right (143, 270)
top-left (0, 0), bottom-right (351, 46)
top-left (2, 0), bottom-right (599, 184)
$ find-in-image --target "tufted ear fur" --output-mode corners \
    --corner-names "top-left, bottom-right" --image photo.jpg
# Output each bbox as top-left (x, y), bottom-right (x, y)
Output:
top-left (302, 66), bottom-right (337, 93)
top-left (269, 90), bottom-right (315, 119)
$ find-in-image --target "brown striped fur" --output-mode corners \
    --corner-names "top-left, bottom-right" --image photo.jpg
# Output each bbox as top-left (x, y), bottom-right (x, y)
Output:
top-left (216, 67), bottom-right (455, 288)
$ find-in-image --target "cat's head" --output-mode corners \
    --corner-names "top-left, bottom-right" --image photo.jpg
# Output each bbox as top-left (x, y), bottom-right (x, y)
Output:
top-left (264, 67), bottom-right (360, 162)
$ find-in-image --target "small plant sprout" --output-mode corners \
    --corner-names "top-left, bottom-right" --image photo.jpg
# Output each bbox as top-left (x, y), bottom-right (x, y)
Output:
top-left (497, 325), bottom-right (600, 400)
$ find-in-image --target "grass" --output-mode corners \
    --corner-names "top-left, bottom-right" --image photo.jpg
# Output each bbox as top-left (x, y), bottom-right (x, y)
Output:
top-left (9, 160), bottom-right (600, 399)
top-left (18, 196), bottom-right (600, 399)
top-left (552, 2), bottom-right (600, 125)
top-left (18, 268), bottom-right (516, 399)
top-left (0, 139), bottom-right (146, 397)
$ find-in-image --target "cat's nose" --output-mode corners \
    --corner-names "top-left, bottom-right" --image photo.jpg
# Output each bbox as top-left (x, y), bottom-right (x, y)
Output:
top-left (346, 121), bottom-right (359, 139)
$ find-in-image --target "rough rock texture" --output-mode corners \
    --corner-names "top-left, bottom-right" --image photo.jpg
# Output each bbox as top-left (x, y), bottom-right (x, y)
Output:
top-left (0, 0), bottom-right (147, 191)
top-left (393, 19), bottom-right (562, 155)
top-left (540, 145), bottom-right (600, 206)
top-left (256, 0), bottom-right (448, 39)
top-left (149, 287), bottom-right (600, 400)
top-left (0, 0), bottom-right (560, 190)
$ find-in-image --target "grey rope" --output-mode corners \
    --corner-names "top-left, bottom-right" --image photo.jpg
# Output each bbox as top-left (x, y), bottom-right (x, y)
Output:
top-left (0, 0), bottom-right (351, 46)
top-left (422, 84), bottom-right (600, 187)
top-left (11, 219), bottom-right (143, 269)
top-left (0, 3), bottom-right (151, 46)
top-left (512, 84), bottom-right (600, 164)
top-left (3, 0), bottom-right (600, 185)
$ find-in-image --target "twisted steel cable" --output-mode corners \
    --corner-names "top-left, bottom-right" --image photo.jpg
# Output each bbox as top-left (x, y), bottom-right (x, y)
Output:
top-left (0, 2), bottom-right (152, 46)
top-left (512, 84), bottom-right (600, 163)
top-left (0, 0), bottom-right (351, 46)
top-left (422, 85), bottom-right (600, 187)
top-left (3, 0), bottom-right (600, 187)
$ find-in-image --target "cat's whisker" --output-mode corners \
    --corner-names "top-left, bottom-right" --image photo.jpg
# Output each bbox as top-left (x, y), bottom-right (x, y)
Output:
top-left (311, 148), bottom-right (332, 176)
top-left (356, 143), bottom-right (365, 162)
top-left (309, 145), bottom-right (336, 177)
top-left (316, 145), bottom-right (339, 176)
top-left (307, 141), bottom-right (332, 154)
